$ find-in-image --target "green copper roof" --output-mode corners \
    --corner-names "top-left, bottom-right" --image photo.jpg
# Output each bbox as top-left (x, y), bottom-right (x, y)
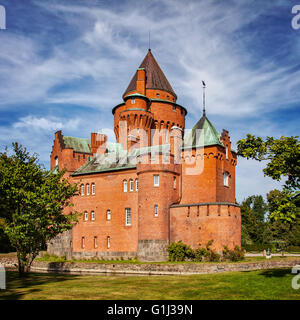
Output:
top-left (182, 115), bottom-right (224, 149)
top-left (63, 136), bottom-right (91, 153)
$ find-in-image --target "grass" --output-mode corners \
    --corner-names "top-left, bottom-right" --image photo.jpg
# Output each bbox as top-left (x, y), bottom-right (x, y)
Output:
top-left (0, 268), bottom-right (299, 300)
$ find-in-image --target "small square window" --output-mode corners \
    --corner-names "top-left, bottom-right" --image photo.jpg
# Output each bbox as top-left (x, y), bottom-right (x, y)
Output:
top-left (154, 175), bottom-right (159, 187)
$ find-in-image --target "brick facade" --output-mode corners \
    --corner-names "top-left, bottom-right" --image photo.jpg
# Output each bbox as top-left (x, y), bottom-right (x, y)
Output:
top-left (48, 49), bottom-right (241, 261)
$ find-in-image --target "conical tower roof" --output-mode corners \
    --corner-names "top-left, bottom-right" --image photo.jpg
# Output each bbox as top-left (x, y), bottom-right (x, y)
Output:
top-left (183, 115), bottom-right (224, 149)
top-left (123, 49), bottom-right (177, 98)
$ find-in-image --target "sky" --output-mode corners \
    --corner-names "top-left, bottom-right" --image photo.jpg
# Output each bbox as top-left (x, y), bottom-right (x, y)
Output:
top-left (0, 0), bottom-right (299, 202)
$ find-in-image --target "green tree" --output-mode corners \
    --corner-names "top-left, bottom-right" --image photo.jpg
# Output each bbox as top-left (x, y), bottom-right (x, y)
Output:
top-left (237, 135), bottom-right (300, 222)
top-left (0, 143), bottom-right (80, 275)
top-left (240, 195), bottom-right (269, 245)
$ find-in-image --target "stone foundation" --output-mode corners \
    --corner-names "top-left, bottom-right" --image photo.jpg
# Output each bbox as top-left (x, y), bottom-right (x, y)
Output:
top-left (137, 239), bottom-right (169, 262)
top-left (47, 230), bottom-right (73, 260)
top-left (71, 251), bottom-right (136, 260)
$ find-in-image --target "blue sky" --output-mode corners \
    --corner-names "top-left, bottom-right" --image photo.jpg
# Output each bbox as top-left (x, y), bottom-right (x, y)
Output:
top-left (0, 0), bottom-right (299, 202)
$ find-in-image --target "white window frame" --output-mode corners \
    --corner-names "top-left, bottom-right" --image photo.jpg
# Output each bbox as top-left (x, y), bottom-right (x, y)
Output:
top-left (91, 183), bottom-right (95, 195)
top-left (129, 179), bottom-right (133, 192)
top-left (86, 183), bottom-right (90, 196)
top-left (154, 204), bottom-right (158, 217)
top-left (81, 184), bottom-right (84, 196)
top-left (154, 174), bottom-right (159, 187)
top-left (84, 211), bottom-right (88, 221)
top-left (91, 211), bottom-right (95, 221)
top-left (135, 179), bottom-right (138, 191)
top-left (123, 180), bottom-right (127, 192)
top-left (125, 208), bottom-right (132, 226)
top-left (224, 172), bottom-right (229, 187)
top-left (107, 210), bottom-right (111, 221)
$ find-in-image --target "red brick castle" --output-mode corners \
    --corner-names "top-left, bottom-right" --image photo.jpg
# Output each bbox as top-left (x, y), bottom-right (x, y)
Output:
top-left (48, 50), bottom-right (241, 261)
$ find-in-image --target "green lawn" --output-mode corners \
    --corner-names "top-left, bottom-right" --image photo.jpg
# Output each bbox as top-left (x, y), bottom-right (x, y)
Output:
top-left (0, 269), bottom-right (299, 300)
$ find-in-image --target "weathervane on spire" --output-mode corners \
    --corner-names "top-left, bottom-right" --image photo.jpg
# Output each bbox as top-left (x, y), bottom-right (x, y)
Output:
top-left (202, 80), bottom-right (206, 117)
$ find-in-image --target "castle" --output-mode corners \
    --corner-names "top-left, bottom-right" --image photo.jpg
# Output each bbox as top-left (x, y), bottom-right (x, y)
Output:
top-left (48, 49), bottom-right (241, 261)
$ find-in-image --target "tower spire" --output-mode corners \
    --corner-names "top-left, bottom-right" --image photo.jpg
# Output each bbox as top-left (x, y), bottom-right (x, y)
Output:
top-left (202, 80), bottom-right (206, 117)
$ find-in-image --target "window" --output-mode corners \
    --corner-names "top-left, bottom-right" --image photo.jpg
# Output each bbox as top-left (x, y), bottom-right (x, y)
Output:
top-left (86, 184), bottom-right (90, 196)
top-left (154, 204), bottom-right (158, 217)
top-left (107, 210), bottom-right (111, 221)
top-left (129, 179), bottom-right (133, 192)
top-left (226, 146), bottom-right (229, 160)
top-left (156, 93), bottom-right (160, 97)
top-left (123, 180), bottom-right (127, 192)
top-left (84, 211), bottom-right (88, 221)
top-left (154, 175), bottom-right (159, 187)
top-left (81, 184), bottom-right (84, 196)
top-left (125, 208), bottom-right (131, 226)
top-left (55, 156), bottom-right (58, 166)
top-left (107, 236), bottom-right (110, 249)
top-left (173, 176), bottom-right (176, 189)
top-left (135, 179), bottom-right (138, 191)
top-left (224, 172), bottom-right (229, 187)
top-left (94, 236), bottom-right (98, 249)
top-left (173, 106), bottom-right (176, 112)
top-left (131, 98), bottom-right (135, 104)
top-left (91, 183), bottom-right (95, 195)
top-left (81, 237), bottom-right (85, 249)
top-left (91, 211), bottom-right (95, 221)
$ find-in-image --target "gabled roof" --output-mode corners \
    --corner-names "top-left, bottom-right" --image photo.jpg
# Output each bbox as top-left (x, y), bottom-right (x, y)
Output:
top-left (183, 115), bottom-right (224, 149)
top-left (63, 136), bottom-right (91, 153)
top-left (123, 49), bottom-right (177, 98)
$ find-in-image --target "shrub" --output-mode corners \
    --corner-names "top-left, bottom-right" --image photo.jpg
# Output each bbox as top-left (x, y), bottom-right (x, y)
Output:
top-left (168, 241), bottom-right (194, 261)
top-left (223, 245), bottom-right (245, 262)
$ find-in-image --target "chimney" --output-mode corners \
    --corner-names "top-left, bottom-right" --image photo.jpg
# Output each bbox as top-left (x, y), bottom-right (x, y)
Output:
top-left (91, 132), bottom-right (107, 154)
top-left (136, 68), bottom-right (146, 95)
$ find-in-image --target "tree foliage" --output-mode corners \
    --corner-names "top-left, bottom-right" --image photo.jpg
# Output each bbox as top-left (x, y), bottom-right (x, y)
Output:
top-left (237, 134), bottom-right (300, 222)
top-left (0, 143), bottom-right (80, 275)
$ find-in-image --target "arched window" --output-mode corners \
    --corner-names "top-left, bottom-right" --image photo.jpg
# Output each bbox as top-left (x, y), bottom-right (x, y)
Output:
top-left (107, 210), bottom-right (111, 221)
top-left (125, 208), bottom-right (131, 226)
top-left (84, 211), bottom-right (88, 221)
top-left (55, 156), bottom-right (58, 166)
top-left (129, 179), bottom-right (133, 192)
top-left (123, 180), bottom-right (127, 192)
top-left (107, 236), bottom-right (111, 249)
top-left (135, 179), bottom-right (138, 191)
top-left (226, 145), bottom-right (229, 160)
top-left (154, 174), bottom-right (159, 187)
top-left (94, 236), bottom-right (98, 249)
top-left (223, 172), bottom-right (229, 187)
top-left (81, 237), bottom-right (85, 249)
top-left (91, 211), bottom-right (95, 221)
top-left (86, 183), bottom-right (90, 196)
top-left (173, 176), bottom-right (176, 189)
top-left (81, 184), bottom-right (85, 196)
top-left (91, 183), bottom-right (95, 195)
